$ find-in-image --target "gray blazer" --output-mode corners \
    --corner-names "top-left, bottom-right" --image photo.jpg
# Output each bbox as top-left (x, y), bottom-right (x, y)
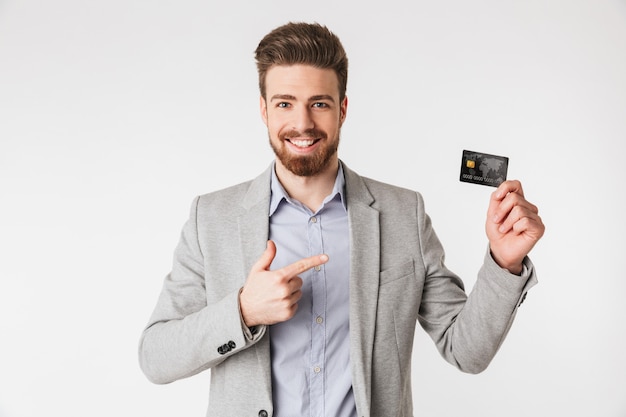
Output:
top-left (139, 162), bottom-right (536, 417)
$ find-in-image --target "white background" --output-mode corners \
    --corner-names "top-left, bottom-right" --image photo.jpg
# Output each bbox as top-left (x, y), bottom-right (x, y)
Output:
top-left (1, 0), bottom-right (625, 416)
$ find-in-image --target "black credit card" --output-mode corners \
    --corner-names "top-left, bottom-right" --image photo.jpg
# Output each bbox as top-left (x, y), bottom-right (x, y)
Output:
top-left (459, 150), bottom-right (508, 187)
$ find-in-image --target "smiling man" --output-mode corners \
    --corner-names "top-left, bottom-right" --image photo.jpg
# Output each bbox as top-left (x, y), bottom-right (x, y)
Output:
top-left (139, 22), bottom-right (545, 417)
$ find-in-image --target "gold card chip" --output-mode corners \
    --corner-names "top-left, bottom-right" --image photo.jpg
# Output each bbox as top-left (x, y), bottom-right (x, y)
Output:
top-left (466, 160), bottom-right (475, 169)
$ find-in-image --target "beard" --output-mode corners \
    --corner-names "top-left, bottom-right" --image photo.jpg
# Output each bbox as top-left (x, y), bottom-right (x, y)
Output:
top-left (269, 128), bottom-right (340, 177)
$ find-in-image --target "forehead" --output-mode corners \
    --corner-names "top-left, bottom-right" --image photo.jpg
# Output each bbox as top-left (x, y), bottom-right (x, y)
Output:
top-left (265, 64), bottom-right (339, 98)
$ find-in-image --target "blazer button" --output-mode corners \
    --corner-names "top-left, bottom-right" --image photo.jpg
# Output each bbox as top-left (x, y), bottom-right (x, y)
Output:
top-left (217, 346), bottom-right (224, 355)
top-left (258, 410), bottom-right (268, 417)
top-left (222, 343), bottom-right (230, 352)
top-left (228, 340), bottom-right (236, 349)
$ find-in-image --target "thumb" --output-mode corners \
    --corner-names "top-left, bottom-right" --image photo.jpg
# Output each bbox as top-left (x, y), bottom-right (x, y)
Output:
top-left (252, 240), bottom-right (277, 272)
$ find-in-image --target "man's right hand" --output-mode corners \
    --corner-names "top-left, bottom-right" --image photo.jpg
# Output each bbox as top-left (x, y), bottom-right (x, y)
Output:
top-left (239, 240), bottom-right (329, 327)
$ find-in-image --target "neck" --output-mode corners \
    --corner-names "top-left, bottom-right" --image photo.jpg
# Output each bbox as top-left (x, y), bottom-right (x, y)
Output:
top-left (275, 158), bottom-right (339, 212)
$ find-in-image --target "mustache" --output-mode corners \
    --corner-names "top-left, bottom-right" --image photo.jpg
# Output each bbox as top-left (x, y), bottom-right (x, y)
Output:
top-left (279, 128), bottom-right (327, 140)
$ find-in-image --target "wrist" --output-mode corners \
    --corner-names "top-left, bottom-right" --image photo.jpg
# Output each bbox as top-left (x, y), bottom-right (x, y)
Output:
top-left (490, 250), bottom-right (523, 275)
top-left (503, 263), bottom-right (523, 275)
top-left (238, 287), bottom-right (256, 328)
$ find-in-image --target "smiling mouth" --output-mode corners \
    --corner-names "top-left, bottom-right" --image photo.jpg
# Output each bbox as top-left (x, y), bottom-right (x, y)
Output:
top-left (287, 138), bottom-right (320, 148)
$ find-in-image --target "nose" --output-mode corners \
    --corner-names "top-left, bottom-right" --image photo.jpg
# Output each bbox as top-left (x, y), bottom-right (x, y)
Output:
top-left (292, 105), bottom-right (314, 132)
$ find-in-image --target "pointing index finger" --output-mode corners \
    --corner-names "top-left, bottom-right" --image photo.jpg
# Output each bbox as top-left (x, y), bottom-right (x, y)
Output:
top-left (280, 254), bottom-right (329, 279)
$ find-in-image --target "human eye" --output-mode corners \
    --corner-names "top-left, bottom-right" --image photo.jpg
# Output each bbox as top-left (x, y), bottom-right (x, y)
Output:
top-left (276, 102), bottom-right (290, 108)
top-left (312, 102), bottom-right (329, 109)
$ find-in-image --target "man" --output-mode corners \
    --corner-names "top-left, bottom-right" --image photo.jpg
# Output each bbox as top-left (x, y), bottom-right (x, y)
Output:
top-left (139, 22), bottom-right (544, 417)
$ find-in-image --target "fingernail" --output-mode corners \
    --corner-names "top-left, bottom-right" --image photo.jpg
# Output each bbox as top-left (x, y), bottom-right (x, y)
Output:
top-left (320, 254), bottom-right (329, 262)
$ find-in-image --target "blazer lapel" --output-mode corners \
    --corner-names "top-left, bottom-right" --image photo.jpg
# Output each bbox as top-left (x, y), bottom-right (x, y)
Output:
top-left (238, 165), bottom-right (273, 275)
top-left (343, 163), bottom-right (380, 416)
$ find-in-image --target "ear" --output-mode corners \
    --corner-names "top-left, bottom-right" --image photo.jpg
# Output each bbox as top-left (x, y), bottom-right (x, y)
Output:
top-left (260, 96), bottom-right (268, 126)
top-left (339, 96), bottom-right (348, 126)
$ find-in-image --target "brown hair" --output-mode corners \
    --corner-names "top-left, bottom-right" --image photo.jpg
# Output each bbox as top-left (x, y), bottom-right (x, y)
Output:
top-left (254, 22), bottom-right (348, 101)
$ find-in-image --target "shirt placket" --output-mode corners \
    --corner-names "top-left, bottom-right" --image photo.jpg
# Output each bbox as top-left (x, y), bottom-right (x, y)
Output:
top-left (308, 213), bottom-right (325, 417)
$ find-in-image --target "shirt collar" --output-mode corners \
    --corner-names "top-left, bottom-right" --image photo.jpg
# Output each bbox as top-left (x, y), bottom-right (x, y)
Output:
top-left (269, 161), bottom-right (347, 216)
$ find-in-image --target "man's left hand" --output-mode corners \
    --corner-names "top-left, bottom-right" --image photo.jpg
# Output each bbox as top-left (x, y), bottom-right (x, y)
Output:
top-left (486, 180), bottom-right (545, 275)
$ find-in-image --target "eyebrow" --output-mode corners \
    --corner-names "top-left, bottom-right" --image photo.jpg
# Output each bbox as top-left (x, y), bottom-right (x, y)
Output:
top-left (309, 95), bottom-right (335, 103)
top-left (270, 94), bottom-right (335, 103)
top-left (270, 94), bottom-right (296, 102)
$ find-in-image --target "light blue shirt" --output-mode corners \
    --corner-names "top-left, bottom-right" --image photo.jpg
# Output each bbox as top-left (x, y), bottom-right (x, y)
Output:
top-left (268, 162), bottom-right (356, 417)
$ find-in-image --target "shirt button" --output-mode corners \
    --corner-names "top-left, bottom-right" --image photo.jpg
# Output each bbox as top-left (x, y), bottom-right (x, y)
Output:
top-left (316, 316), bottom-right (323, 324)
top-left (258, 410), bottom-right (269, 417)
top-left (310, 216), bottom-right (317, 223)
top-left (314, 265), bottom-right (321, 271)
top-left (313, 366), bottom-right (321, 373)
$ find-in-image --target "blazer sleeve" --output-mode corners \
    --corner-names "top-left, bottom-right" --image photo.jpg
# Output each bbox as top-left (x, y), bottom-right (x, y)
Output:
top-left (138, 196), bottom-right (266, 384)
top-left (416, 192), bottom-right (537, 374)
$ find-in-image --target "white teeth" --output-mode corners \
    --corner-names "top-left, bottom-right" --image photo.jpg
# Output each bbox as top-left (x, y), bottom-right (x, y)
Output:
top-left (290, 139), bottom-right (315, 148)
